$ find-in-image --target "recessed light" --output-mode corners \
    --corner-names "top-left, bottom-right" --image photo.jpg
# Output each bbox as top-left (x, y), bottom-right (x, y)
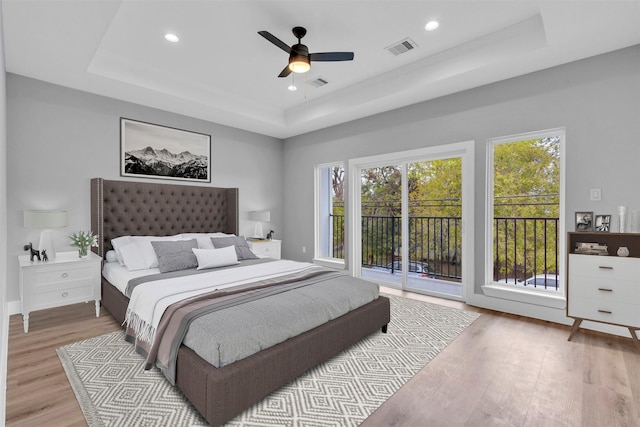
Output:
top-left (425, 21), bottom-right (440, 31)
top-left (164, 33), bottom-right (180, 43)
top-left (288, 85), bottom-right (297, 91)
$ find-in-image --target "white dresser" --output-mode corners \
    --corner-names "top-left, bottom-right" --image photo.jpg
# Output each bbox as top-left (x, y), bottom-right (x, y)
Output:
top-left (19, 250), bottom-right (102, 333)
top-left (247, 239), bottom-right (282, 259)
top-left (567, 232), bottom-right (640, 350)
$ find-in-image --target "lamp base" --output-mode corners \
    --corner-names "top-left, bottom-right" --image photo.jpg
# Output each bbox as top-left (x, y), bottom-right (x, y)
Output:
top-left (38, 230), bottom-right (56, 261)
top-left (253, 223), bottom-right (264, 239)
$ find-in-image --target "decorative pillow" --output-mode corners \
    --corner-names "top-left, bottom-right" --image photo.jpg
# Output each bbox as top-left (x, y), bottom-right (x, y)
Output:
top-left (180, 232), bottom-right (234, 249)
top-left (105, 250), bottom-right (118, 263)
top-left (120, 242), bottom-right (148, 271)
top-left (132, 234), bottom-right (184, 268)
top-left (211, 236), bottom-right (258, 260)
top-left (192, 246), bottom-right (239, 270)
top-left (151, 239), bottom-right (199, 273)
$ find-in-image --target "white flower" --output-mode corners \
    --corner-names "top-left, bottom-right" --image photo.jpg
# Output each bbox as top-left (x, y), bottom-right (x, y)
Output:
top-left (69, 230), bottom-right (98, 249)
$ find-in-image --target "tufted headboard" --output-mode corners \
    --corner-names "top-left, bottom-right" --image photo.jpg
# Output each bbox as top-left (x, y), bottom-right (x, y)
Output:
top-left (90, 178), bottom-right (239, 257)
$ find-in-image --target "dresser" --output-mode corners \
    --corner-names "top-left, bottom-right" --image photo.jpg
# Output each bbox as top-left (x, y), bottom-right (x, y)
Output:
top-left (567, 232), bottom-right (640, 350)
top-left (247, 239), bottom-right (282, 259)
top-left (19, 250), bottom-right (102, 333)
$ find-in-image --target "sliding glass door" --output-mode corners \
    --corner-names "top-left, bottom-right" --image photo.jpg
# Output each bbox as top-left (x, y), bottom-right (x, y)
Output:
top-left (350, 143), bottom-right (472, 301)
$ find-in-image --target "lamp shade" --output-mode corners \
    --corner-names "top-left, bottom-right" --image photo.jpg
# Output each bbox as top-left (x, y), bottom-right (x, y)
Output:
top-left (23, 210), bottom-right (68, 228)
top-left (248, 211), bottom-right (271, 222)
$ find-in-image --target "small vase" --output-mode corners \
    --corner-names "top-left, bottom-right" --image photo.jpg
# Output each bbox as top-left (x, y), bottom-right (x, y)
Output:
top-left (78, 247), bottom-right (89, 258)
top-left (617, 246), bottom-right (629, 257)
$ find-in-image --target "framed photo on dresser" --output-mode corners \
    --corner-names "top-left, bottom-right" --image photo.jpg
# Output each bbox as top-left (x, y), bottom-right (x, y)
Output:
top-left (575, 211), bottom-right (593, 232)
top-left (594, 214), bottom-right (611, 232)
top-left (120, 118), bottom-right (211, 183)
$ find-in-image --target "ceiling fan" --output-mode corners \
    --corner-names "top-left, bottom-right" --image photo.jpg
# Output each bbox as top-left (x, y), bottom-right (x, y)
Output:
top-left (258, 26), bottom-right (354, 78)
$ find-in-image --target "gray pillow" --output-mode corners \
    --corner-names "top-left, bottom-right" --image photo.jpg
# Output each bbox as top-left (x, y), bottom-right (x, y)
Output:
top-left (211, 236), bottom-right (259, 260)
top-left (151, 239), bottom-right (199, 273)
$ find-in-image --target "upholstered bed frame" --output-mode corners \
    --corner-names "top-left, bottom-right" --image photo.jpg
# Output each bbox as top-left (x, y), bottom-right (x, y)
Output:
top-left (90, 178), bottom-right (391, 426)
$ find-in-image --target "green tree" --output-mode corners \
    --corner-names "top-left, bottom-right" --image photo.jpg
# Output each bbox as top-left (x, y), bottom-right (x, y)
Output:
top-left (493, 137), bottom-right (560, 280)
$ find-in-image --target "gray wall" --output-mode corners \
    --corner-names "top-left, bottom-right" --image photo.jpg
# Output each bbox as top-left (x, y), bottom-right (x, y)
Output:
top-left (282, 45), bottom-right (640, 296)
top-left (6, 74), bottom-right (283, 303)
top-left (1, 4), bottom-right (9, 420)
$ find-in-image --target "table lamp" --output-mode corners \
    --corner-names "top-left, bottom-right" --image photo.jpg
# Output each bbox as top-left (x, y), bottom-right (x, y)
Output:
top-left (23, 210), bottom-right (68, 260)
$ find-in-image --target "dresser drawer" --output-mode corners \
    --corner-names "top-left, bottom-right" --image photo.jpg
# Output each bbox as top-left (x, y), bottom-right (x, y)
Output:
top-left (569, 277), bottom-right (639, 302)
top-left (248, 240), bottom-right (281, 259)
top-left (31, 283), bottom-right (95, 309)
top-left (254, 243), bottom-right (277, 255)
top-left (569, 254), bottom-right (639, 281)
top-left (569, 296), bottom-right (640, 327)
top-left (27, 263), bottom-right (97, 287)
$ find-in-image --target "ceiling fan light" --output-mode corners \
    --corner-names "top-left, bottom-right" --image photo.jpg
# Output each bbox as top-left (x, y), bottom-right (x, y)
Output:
top-left (288, 55), bottom-right (310, 73)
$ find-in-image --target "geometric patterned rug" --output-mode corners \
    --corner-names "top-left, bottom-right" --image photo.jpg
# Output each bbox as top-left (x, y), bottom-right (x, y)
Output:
top-left (57, 295), bottom-right (480, 426)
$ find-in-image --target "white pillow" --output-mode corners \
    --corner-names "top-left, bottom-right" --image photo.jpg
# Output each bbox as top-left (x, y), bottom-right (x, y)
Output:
top-left (105, 250), bottom-right (118, 263)
top-left (180, 232), bottom-right (234, 249)
top-left (111, 236), bottom-right (132, 266)
top-left (192, 246), bottom-right (239, 270)
top-left (120, 242), bottom-right (148, 271)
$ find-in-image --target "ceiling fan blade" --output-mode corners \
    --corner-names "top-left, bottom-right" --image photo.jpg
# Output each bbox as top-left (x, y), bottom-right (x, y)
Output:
top-left (258, 31), bottom-right (291, 54)
top-left (309, 52), bottom-right (354, 62)
top-left (278, 65), bottom-right (292, 78)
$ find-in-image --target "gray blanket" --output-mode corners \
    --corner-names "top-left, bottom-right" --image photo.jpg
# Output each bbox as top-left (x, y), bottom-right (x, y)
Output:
top-left (183, 272), bottom-right (379, 370)
top-left (125, 261), bottom-right (379, 385)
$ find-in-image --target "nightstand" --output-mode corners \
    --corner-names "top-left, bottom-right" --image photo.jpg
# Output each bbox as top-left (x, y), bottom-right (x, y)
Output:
top-left (19, 250), bottom-right (102, 333)
top-left (247, 239), bottom-right (282, 259)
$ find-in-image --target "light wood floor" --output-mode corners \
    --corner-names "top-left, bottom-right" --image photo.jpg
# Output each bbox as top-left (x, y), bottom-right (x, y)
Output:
top-left (6, 290), bottom-right (640, 426)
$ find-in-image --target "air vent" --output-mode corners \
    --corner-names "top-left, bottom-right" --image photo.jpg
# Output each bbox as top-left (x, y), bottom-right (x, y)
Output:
top-left (385, 38), bottom-right (418, 56)
top-left (306, 77), bottom-right (329, 88)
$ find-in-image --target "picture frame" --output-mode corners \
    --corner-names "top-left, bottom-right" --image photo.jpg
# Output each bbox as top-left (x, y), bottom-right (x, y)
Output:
top-left (575, 211), bottom-right (593, 231)
top-left (594, 214), bottom-right (611, 232)
top-left (120, 118), bottom-right (211, 183)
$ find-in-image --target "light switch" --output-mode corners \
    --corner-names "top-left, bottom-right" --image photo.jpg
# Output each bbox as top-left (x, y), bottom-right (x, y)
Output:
top-left (590, 188), bottom-right (601, 201)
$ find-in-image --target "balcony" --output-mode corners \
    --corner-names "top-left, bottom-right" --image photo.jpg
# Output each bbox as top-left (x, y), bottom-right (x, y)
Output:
top-left (330, 214), bottom-right (560, 293)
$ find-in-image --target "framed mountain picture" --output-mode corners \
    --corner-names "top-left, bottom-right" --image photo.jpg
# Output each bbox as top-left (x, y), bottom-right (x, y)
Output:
top-left (120, 118), bottom-right (211, 183)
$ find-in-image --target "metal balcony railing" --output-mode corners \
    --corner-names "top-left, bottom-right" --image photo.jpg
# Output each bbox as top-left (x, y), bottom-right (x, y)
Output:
top-left (329, 214), bottom-right (560, 290)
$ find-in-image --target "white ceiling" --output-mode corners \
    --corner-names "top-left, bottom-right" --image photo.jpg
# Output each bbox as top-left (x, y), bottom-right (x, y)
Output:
top-left (3, 0), bottom-right (640, 139)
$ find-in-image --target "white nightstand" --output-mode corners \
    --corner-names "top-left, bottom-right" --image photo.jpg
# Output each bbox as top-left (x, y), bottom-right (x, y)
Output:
top-left (247, 239), bottom-right (282, 259)
top-left (19, 250), bottom-right (102, 333)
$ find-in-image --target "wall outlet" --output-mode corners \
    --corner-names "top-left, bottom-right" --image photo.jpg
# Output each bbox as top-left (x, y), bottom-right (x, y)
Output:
top-left (302, 246), bottom-right (306, 253)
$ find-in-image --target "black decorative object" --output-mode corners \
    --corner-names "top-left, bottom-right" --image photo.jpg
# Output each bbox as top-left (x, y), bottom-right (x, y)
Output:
top-left (23, 242), bottom-right (41, 261)
top-left (41, 249), bottom-right (48, 262)
top-left (258, 26), bottom-right (354, 78)
top-left (266, 230), bottom-right (274, 240)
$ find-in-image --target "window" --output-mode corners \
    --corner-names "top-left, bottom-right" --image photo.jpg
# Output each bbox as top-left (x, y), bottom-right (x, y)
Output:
top-left (314, 163), bottom-right (345, 263)
top-left (486, 129), bottom-right (564, 297)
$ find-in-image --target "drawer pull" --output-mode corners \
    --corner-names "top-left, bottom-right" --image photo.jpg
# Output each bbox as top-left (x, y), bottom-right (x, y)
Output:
top-left (61, 292), bottom-right (69, 297)
top-left (598, 266), bottom-right (614, 270)
top-left (598, 288), bottom-right (613, 292)
top-left (61, 272), bottom-right (68, 278)
top-left (597, 309), bottom-right (612, 314)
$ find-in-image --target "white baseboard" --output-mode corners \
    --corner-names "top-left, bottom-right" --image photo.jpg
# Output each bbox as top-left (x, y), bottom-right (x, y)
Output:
top-left (6, 300), bottom-right (20, 316)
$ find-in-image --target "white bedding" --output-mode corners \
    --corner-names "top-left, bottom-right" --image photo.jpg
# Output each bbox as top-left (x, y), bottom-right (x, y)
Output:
top-left (102, 262), bottom-right (158, 293)
top-left (102, 248), bottom-right (269, 294)
top-left (125, 260), bottom-right (324, 345)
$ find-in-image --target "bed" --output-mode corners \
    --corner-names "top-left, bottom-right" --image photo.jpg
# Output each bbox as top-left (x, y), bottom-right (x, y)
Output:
top-left (90, 178), bottom-right (391, 426)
